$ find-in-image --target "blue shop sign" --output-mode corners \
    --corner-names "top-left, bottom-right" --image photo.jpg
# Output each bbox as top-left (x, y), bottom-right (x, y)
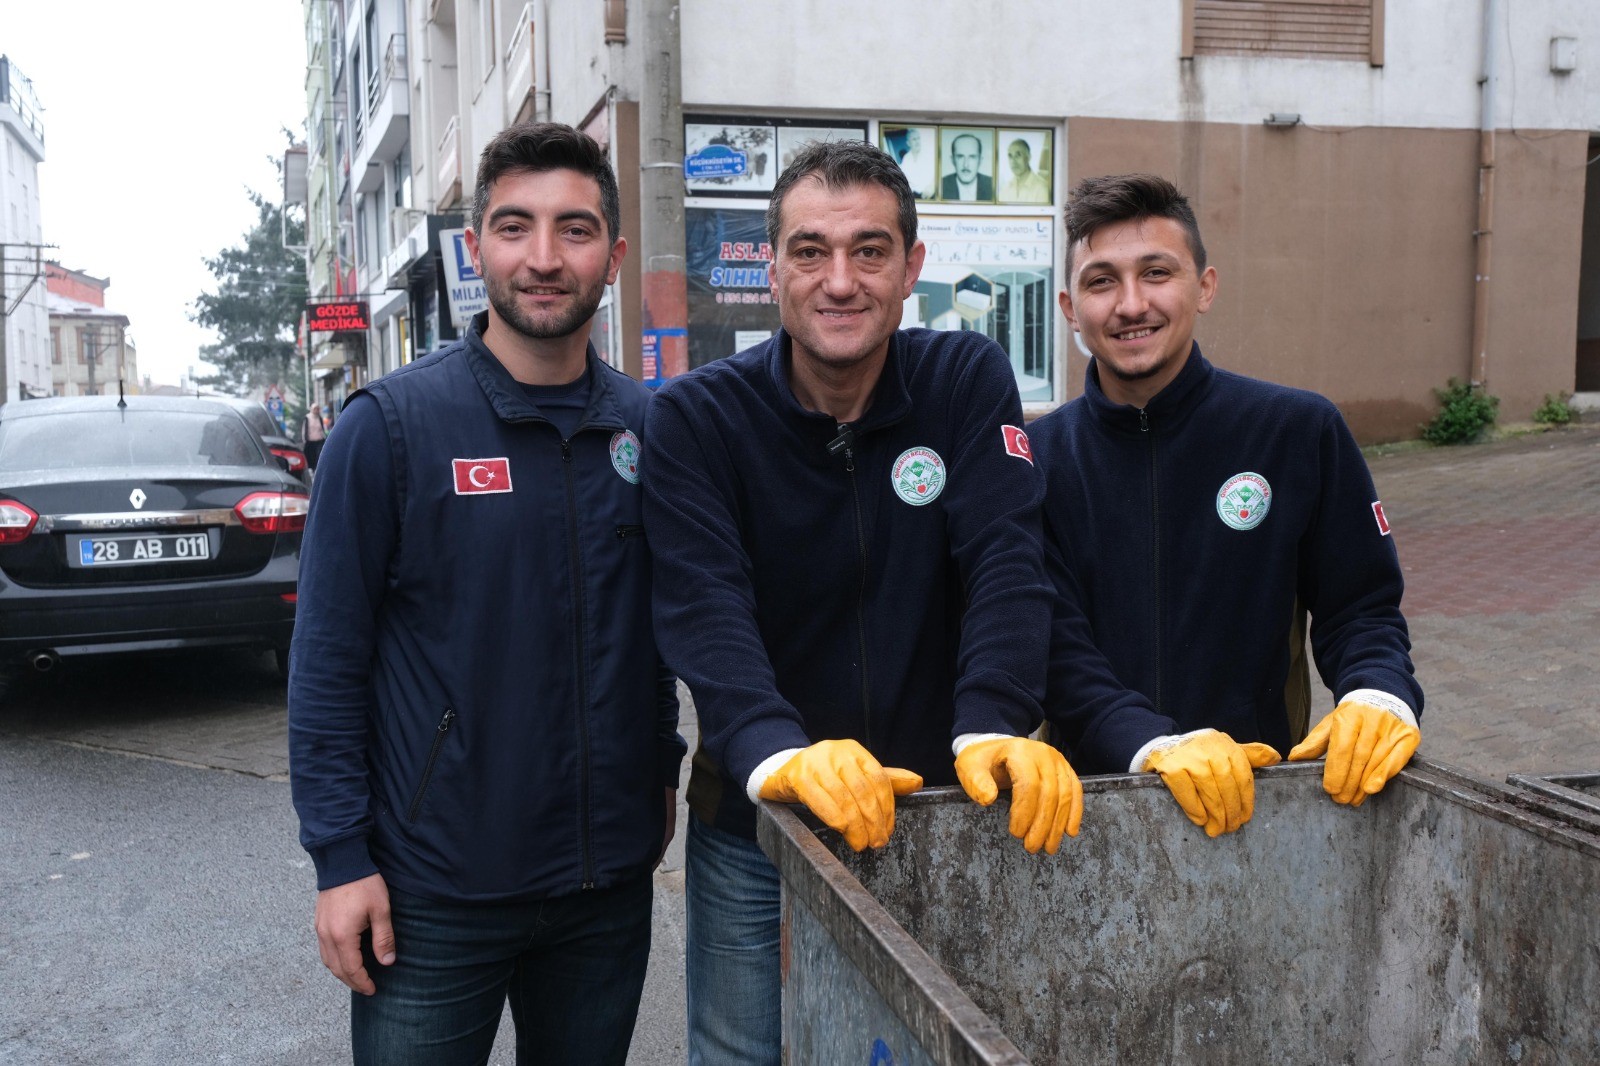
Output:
top-left (683, 144), bottom-right (748, 180)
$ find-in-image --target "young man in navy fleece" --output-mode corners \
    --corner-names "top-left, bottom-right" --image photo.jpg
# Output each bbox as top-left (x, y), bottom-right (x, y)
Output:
top-left (643, 140), bottom-right (1105, 1064)
top-left (288, 124), bottom-right (683, 1065)
top-left (1032, 173), bottom-right (1423, 837)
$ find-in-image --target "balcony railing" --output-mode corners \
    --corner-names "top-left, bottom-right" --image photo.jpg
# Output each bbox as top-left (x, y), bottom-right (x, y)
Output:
top-left (504, 4), bottom-right (536, 123)
top-left (437, 115), bottom-right (461, 202)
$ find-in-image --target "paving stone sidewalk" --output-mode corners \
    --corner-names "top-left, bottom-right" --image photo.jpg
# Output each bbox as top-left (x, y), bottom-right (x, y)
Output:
top-left (1364, 424), bottom-right (1600, 779)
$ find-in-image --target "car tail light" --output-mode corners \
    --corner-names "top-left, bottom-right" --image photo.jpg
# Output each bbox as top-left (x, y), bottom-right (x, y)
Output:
top-left (235, 491), bottom-right (311, 534)
top-left (0, 500), bottom-right (38, 545)
top-left (271, 446), bottom-right (308, 473)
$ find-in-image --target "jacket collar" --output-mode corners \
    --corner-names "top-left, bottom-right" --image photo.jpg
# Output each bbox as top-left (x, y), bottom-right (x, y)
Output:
top-left (1082, 342), bottom-right (1214, 433)
top-left (764, 326), bottom-right (914, 433)
top-left (463, 312), bottom-right (628, 432)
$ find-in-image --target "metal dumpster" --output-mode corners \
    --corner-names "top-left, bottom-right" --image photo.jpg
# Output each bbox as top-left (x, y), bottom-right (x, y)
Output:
top-left (1506, 770), bottom-right (1600, 823)
top-left (758, 758), bottom-right (1600, 1064)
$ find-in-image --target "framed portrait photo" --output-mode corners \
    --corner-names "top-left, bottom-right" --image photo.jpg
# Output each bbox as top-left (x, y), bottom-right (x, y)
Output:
top-left (937, 126), bottom-right (996, 204)
top-left (881, 124), bottom-right (938, 200)
top-left (997, 129), bottom-right (1054, 205)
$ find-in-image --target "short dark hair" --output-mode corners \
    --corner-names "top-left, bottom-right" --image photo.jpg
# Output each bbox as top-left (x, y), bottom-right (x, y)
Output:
top-left (1063, 173), bottom-right (1207, 279)
top-left (471, 122), bottom-right (621, 243)
top-left (765, 139), bottom-right (918, 254)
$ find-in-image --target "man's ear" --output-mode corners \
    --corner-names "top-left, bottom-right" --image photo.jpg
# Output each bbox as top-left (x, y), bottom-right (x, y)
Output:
top-left (901, 240), bottom-right (928, 298)
top-left (606, 237), bottom-right (628, 286)
top-left (1196, 264), bottom-right (1218, 315)
top-left (1057, 288), bottom-right (1079, 332)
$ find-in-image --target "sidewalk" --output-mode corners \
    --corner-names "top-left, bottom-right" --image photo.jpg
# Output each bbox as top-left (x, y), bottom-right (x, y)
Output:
top-left (1365, 424), bottom-right (1600, 777)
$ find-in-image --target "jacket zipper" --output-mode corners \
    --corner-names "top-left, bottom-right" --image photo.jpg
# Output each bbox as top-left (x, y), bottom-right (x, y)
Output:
top-left (561, 438), bottom-right (596, 889)
top-left (406, 708), bottom-right (456, 822)
top-left (843, 443), bottom-right (874, 748)
top-left (616, 524), bottom-right (646, 540)
top-left (1139, 408), bottom-right (1163, 713)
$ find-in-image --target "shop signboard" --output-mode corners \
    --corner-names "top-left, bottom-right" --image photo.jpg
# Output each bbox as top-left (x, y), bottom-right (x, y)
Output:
top-left (439, 229), bottom-right (487, 329)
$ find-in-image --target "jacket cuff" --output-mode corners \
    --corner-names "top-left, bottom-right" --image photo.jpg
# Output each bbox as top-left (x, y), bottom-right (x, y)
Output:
top-left (724, 717), bottom-right (813, 799)
top-left (309, 835), bottom-right (379, 891)
top-left (746, 748), bottom-right (806, 803)
top-left (1338, 688), bottom-right (1418, 730)
top-left (952, 732), bottom-right (1012, 756)
top-left (657, 742), bottom-right (687, 791)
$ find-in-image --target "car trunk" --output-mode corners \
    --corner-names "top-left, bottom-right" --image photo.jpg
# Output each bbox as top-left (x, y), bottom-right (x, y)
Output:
top-left (0, 468), bottom-right (286, 587)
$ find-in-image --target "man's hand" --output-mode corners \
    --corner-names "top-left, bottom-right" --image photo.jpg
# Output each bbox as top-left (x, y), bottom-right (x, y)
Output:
top-left (758, 739), bottom-right (923, 851)
top-left (955, 737), bottom-right (1082, 854)
top-left (314, 872), bottom-right (394, 996)
top-left (1288, 694), bottom-right (1420, 806)
top-left (659, 787), bottom-right (678, 867)
top-left (1141, 729), bottom-right (1281, 837)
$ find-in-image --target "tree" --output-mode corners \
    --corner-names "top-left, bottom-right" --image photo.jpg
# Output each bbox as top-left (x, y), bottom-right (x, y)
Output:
top-left (191, 186), bottom-right (307, 420)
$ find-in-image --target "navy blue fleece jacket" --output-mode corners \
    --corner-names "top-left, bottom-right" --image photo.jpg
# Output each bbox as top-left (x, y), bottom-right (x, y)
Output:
top-left (1031, 346), bottom-right (1422, 774)
top-left (643, 328), bottom-right (1060, 839)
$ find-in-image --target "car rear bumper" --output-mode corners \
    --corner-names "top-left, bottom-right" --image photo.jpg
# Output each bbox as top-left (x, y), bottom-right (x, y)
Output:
top-left (0, 558), bottom-right (297, 666)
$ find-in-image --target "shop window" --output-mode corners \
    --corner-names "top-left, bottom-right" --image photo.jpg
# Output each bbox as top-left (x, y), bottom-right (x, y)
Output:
top-left (1186, 0), bottom-right (1384, 66)
top-left (682, 114), bottom-right (1060, 403)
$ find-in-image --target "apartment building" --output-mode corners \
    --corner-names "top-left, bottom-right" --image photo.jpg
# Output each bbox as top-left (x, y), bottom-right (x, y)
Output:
top-left (45, 263), bottom-right (138, 398)
top-left (0, 55), bottom-right (50, 404)
top-left (298, 0), bottom-right (1600, 440)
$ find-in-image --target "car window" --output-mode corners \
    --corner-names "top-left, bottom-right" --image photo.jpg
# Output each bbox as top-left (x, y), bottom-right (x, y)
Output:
top-left (234, 404), bottom-right (280, 438)
top-left (0, 411), bottom-right (268, 471)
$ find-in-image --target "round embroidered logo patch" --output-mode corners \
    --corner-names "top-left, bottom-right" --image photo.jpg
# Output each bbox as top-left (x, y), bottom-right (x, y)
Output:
top-left (1216, 472), bottom-right (1271, 531)
top-left (891, 447), bottom-right (946, 506)
top-left (609, 430), bottom-right (641, 484)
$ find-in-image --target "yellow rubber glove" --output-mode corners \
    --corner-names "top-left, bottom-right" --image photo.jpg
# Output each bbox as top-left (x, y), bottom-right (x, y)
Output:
top-left (1141, 729), bottom-right (1282, 837)
top-left (1288, 695), bottom-right (1420, 806)
top-left (758, 739), bottom-right (923, 851)
top-left (954, 737), bottom-right (1082, 854)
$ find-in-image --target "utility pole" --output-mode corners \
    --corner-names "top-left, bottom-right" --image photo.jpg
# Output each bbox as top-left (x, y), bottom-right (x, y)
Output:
top-left (638, 0), bottom-right (687, 383)
top-left (0, 241), bottom-right (49, 403)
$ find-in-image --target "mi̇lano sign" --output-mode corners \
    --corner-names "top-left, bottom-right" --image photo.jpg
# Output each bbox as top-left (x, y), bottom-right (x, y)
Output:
top-left (306, 299), bottom-right (371, 333)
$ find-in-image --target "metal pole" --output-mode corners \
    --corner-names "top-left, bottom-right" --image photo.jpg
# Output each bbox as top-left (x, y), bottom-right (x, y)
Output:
top-left (0, 242), bottom-right (8, 403)
top-left (1470, 0), bottom-right (1501, 390)
top-left (637, 0), bottom-right (687, 381)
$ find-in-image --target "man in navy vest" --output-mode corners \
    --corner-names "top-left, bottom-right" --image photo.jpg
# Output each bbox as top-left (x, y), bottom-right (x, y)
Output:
top-left (289, 123), bottom-right (683, 1065)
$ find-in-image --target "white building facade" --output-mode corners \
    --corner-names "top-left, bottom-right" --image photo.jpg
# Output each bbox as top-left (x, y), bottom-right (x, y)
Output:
top-left (0, 55), bottom-right (50, 403)
top-left (301, 0), bottom-right (1600, 440)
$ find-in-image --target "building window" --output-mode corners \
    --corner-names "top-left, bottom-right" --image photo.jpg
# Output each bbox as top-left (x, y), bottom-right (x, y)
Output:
top-left (51, 327), bottom-right (60, 364)
top-left (1186, 0), bottom-right (1384, 66)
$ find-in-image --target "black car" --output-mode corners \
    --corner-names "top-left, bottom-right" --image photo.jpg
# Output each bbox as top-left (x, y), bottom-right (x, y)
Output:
top-left (0, 396), bottom-right (307, 695)
top-left (210, 395), bottom-right (311, 486)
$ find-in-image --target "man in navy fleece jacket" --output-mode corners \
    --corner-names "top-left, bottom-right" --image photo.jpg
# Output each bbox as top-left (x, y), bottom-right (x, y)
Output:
top-left (1032, 173), bottom-right (1423, 838)
top-left (643, 140), bottom-right (1102, 1065)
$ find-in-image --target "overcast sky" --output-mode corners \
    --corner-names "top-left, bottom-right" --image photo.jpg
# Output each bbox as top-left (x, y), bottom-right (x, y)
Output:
top-left (7, 2), bottom-right (306, 390)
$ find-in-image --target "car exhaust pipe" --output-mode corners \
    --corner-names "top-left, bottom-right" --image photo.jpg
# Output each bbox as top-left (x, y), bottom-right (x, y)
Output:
top-left (29, 651), bottom-right (58, 673)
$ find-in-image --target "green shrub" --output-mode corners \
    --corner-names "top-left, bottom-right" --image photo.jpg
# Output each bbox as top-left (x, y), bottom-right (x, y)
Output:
top-left (1533, 392), bottom-right (1573, 426)
top-left (1421, 378), bottom-right (1499, 445)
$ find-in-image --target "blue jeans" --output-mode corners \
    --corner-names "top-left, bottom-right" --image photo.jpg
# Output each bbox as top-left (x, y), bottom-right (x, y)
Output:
top-left (350, 874), bottom-right (652, 1066)
top-left (685, 813), bottom-right (782, 1066)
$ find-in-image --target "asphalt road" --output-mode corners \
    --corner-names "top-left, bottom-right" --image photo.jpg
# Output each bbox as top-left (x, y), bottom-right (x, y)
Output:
top-left (0, 650), bottom-right (690, 1065)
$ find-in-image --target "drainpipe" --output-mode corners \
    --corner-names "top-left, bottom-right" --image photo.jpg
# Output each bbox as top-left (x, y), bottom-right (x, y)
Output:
top-left (638, 0), bottom-right (687, 380)
top-left (534, 0), bottom-right (551, 122)
top-left (1470, 0), bottom-right (1501, 389)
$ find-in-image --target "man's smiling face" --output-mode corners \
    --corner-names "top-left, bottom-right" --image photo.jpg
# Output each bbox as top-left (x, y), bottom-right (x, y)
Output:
top-left (1059, 215), bottom-right (1217, 406)
top-left (768, 176), bottom-right (925, 376)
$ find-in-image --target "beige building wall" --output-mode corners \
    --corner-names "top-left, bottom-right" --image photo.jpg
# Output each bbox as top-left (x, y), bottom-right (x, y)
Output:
top-left (1066, 117), bottom-right (1584, 441)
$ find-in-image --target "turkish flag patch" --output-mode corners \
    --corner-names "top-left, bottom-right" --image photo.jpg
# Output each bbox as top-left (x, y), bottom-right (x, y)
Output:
top-left (453, 457), bottom-right (513, 495)
top-left (1001, 425), bottom-right (1033, 464)
top-left (1372, 500), bottom-right (1391, 536)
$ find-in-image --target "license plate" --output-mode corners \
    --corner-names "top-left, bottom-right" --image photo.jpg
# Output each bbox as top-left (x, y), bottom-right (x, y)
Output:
top-left (72, 533), bottom-right (212, 567)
